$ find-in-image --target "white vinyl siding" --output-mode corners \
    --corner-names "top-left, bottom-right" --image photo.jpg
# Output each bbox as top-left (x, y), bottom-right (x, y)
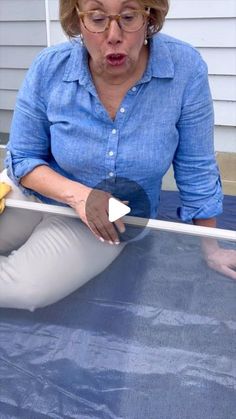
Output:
top-left (166, 0), bottom-right (236, 152)
top-left (0, 0), bottom-right (47, 139)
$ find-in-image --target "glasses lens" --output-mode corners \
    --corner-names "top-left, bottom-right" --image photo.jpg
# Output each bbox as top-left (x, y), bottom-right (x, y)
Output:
top-left (82, 11), bottom-right (145, 33)
top-left (120, 11), bottom-right (144, 32)
top-left (83, 12), bottom-right (108, 32)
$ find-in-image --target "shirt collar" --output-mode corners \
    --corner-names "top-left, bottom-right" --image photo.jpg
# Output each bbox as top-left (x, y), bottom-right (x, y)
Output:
top-left (138, 34), bottom-right (175, 84)
top-left (63, 41), bottom-right (91, 86)
top-left (63, 33), bottom-right (174, 84)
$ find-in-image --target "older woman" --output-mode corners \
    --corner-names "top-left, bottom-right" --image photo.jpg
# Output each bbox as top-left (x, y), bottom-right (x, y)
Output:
top-left (0, 0), bottom-right (235, 310)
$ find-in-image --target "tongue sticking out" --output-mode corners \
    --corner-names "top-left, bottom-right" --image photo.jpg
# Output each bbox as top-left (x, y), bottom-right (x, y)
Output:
top-left (106, 54), bottom-right (126, 66)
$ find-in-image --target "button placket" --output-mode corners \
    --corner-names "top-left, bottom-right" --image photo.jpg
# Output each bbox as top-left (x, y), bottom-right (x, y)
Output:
top-left (105, 94), bottom-right (132, 178)
top-left (105, 127), bottom-right (119, 179)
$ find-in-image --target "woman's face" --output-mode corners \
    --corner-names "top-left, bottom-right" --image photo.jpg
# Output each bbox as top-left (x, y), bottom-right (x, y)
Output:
top-left (78, 0), bottom-right (148, 83)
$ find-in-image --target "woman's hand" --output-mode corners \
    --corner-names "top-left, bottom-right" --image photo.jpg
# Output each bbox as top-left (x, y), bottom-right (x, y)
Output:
top-left (204, 248), bottom-right (236, 280)
top-left (71, 185), bottom-right (126, 244)
top-left (20, 166), bottom-right (126, 244)
top-left (193, 219), bottom-right (236, 280)
top-left (202, 238), bottom-right (236, 280)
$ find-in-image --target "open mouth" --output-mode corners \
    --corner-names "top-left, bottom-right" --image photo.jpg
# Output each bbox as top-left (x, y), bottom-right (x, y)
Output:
top-left (106, 53), bottom-right (127, 66)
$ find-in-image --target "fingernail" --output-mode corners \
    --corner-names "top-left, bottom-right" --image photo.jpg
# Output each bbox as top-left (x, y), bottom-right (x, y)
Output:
top-left (120, 227), bottom-right (126, 233)
top-left (109, 240), bottom-right (114, 245)
top-left (99, 237), bottom-right (105, 242)
top-left (115, 241), bottom-right (120, 245)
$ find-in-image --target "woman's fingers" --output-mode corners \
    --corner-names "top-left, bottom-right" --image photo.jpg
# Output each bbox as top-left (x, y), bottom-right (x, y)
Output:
top-left (222, 266), bottom-right (236, 280)
top-left (74, 187), bottom-right (129, 244)
top-left (86, 208), bottom-right (120, 244)
top-left (114, 218), bottom-right (126, 234)
top-left (206, 249), bottom-right (236, 280)
top-left (87, 220), bottom-right (106, 243)
top-left (113, 200), bottom-right (128, 233)
top-left (96, 213), bottom-right (120, 244)
top-left (208, 262), bottom-right (236, 280)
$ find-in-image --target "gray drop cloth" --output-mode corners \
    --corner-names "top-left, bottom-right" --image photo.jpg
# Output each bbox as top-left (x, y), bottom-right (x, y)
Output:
top-left (0, 228), bottom-right (236, 419)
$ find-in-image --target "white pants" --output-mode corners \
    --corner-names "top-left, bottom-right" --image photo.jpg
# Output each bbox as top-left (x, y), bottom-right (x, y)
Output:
top-left (0, 170), bottom-right (124, 311)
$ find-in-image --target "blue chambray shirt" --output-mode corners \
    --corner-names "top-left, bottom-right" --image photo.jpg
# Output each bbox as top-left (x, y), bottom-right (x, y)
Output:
top-left (5, 33), bottom-right (223, 221)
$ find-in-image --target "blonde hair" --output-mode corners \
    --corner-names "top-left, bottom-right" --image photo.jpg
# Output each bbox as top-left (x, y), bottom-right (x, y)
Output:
top-left (60, 0), bottom-right (169, 38)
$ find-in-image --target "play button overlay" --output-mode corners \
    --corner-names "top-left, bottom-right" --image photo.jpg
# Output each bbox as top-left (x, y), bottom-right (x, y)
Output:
top-left (108, 197), bottom-right (131, 222)
top-left (85, 177), bottom-right (151, 243)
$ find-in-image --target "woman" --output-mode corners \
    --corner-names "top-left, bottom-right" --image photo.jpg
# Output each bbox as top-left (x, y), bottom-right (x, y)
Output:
top-left (0, 0), bottom-right (235, 310)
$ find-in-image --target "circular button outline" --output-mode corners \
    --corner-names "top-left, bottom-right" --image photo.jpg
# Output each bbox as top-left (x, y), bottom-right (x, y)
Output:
top-left (85, 177), bottom-right (151, 244)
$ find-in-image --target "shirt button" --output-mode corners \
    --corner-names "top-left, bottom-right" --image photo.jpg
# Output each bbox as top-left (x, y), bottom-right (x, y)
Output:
top-left (112, 129), bottom-right (117, 134)
top-left (132, 87), bottom-right (137, 92)
top-left (120, 107), bottom-right (125, 113)
top-left (109, 172), bottom-right (114, 177)
top-left (108, 151), bottom-right (114, 156)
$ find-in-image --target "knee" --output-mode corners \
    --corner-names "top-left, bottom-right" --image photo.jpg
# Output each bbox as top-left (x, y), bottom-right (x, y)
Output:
top-left (0, 256), bottom-right (59, 311)
top-left (16, 286), bottom-right (55, 311)
top-left (0, 276), bottom-right (55, 311)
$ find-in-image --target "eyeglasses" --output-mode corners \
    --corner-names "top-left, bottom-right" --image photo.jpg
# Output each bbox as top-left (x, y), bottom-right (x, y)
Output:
top-left (76, 8), bottom-right (150, 33)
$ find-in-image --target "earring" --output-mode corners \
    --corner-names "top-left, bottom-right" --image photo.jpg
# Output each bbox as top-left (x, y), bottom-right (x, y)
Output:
top-left (79, 34), bottom-right (84, 46)
top-left (144, 29), bottom-right (148, 46)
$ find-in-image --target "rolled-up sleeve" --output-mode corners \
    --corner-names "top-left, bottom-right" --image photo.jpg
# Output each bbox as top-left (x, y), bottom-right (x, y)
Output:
top-left (173, 57), bottom-right (223, 222)
top-left (4, 51), bottom-right (51, 195)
